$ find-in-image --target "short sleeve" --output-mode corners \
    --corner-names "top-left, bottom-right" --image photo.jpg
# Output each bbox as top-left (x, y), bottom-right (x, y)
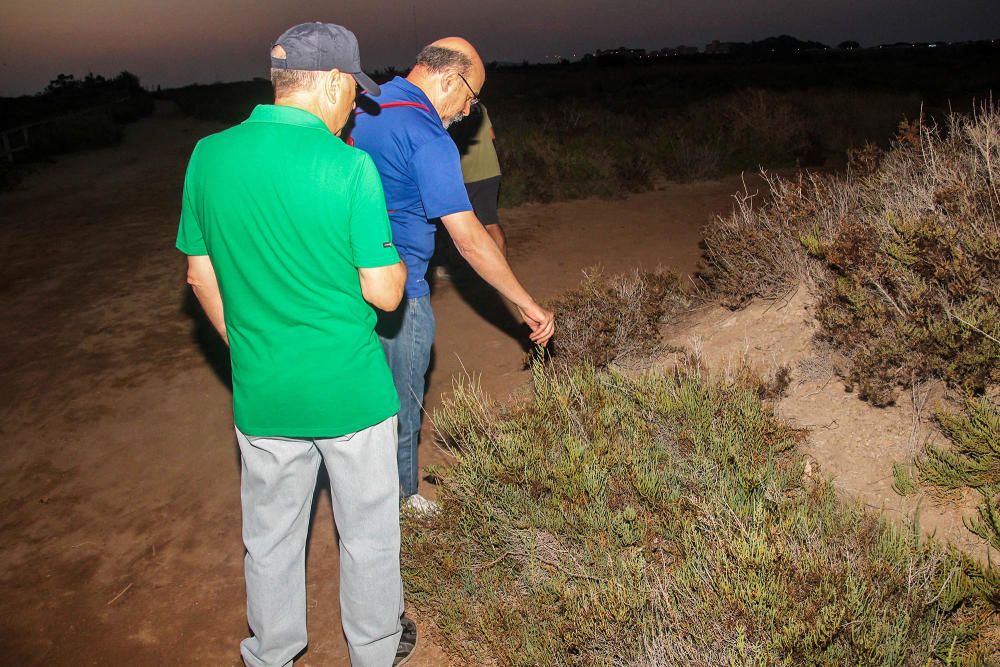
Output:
top-left (350, 154), bottom-right (402, 268)
top-left (410, 135), bottom-right (472, 219)
top-left (175, 145), bottom-right (208, 256)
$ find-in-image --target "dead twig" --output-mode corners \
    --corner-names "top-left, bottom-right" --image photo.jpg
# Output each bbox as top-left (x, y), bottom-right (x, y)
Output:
top-left (947, 309), bottom-right (1000, 346)
top-left (107, 582), bottom-right (133, 606)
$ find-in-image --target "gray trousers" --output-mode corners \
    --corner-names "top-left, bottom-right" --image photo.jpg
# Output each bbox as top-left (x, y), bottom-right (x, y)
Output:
top-left (236, 416), bottom-right (403, 667)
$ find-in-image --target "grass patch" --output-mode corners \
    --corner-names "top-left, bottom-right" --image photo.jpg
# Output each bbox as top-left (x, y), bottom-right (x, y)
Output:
top-left (405, 363), bottom-right (1000, 665)
top-left (912, 399), bottom-right (1000, 551)
top-left (495, 88), bottom-right (918, 207)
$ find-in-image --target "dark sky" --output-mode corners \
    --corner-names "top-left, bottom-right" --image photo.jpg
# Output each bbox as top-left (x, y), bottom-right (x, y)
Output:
top-left (1, 0), bottom-right (998, 96)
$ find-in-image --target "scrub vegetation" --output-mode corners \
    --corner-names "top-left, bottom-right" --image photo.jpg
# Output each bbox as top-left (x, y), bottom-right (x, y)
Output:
top-left (161, 78), bottom-right (919, 207)
top-left (7, 46), bottom-right (998, 664)
top-left (157, 46), bottom-right (1000, 205)
top-left (543, 268), bottom-right (689, 370)
top-left (485, 46), bottom-right (996, 205)
top-left (702, 106), bottom-right (1000, 407)
top-left (403, 361), bottom-right (1000, 665)
top-left (896, 398), bottom-right (1000, 552)
top-left (494, 87), bottom-right (917, 206)
top-left (702, 104), bottom-right (999, 554)
top-left (403, 104), bottom-right (1000, 665)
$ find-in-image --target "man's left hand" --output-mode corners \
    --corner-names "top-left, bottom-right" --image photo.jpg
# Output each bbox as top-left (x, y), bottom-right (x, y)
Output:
top-left (518, 302), bottom-right (555, 347)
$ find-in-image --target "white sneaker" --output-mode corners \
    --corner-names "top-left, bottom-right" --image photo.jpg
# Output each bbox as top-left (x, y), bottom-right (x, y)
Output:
top-left (403, 493), bottom-right (439, 514)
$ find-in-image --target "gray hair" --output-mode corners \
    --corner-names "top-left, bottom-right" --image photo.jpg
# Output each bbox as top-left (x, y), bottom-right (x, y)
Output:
top-left (415, 45), bottom-right (473, 76)
top-left (270, 67), bottom-right (324, 97)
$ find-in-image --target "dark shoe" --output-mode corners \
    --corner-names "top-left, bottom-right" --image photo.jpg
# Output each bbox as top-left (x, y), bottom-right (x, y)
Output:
top-left (394, 614), bottom-right (417, 666)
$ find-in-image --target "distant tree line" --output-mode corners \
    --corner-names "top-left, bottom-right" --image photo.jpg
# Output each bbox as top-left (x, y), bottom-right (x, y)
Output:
top-left (0, 71), bottom-right (154, 186)
top-left (1, 71), bottom-right (152, 130)
top-left (580, 34), bottom-right (998, 63)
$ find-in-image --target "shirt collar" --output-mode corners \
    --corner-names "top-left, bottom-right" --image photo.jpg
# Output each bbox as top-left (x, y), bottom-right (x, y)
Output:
top-left (387, 76), bottom-right (435, 109)
top-left (244, 104), bottom-right (330, 132)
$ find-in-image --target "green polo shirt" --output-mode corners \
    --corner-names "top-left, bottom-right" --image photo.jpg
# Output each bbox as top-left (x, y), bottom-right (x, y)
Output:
top-left (176, 104), bottom-right (401, 437)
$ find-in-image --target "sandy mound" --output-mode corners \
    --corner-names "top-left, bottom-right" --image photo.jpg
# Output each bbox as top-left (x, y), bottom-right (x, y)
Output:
top-left (662, 285), bottom-right (993, 561)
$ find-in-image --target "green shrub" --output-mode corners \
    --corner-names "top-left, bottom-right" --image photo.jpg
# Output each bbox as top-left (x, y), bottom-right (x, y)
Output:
top-left (914, 398), bottom-right (1000, 551)
top-left (404, 363), bottom-right (1000, 665)
top-left (545, 268), bottom-right (689, 369)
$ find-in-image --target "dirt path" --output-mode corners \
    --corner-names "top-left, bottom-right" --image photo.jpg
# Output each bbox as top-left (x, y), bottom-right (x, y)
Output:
top-left (0, 110), bottom-right (744, 665)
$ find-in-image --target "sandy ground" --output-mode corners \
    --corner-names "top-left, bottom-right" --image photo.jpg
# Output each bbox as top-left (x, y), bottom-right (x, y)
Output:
top-left (662, 287), bottom-right (994, 561)
top-left (0, 107), bottom-right (735, 665)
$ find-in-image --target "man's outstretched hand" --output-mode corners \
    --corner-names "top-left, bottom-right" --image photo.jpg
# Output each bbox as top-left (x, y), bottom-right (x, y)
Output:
top-left (518, 302), bottom-right (555, 347)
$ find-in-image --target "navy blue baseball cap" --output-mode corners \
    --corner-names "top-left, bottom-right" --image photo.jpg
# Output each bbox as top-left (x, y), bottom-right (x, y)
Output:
top-left (272, 22), bottom-right (380, 96)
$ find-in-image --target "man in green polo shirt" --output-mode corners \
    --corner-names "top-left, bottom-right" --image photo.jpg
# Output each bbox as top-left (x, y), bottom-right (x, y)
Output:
top-left (177, 23), bottom-right (412, 667)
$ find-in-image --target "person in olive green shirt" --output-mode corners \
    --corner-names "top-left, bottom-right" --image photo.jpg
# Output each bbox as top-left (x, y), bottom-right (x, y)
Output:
top-left (451, 103), bottom-right (506, 255)
top-left (436, 102), bottom-right (506, 279)
top-left (176, 23), bottom-right (413, 667)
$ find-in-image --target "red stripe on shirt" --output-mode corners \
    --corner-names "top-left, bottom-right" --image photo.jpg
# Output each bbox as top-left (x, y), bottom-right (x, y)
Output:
top-left (354, 101), bottom-right (431, 115)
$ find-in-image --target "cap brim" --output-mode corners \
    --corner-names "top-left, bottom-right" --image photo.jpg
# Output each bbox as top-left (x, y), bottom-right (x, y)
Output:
top-left (352, 71), bottom-right (380, 96)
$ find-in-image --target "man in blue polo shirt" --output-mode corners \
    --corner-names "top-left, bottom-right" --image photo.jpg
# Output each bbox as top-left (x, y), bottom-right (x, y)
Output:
top-left (350, 37), bottom-right (555, 509)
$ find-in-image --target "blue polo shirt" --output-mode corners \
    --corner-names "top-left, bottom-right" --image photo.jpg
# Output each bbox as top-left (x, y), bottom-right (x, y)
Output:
top-left (349, 76), bottom-right (472, 298)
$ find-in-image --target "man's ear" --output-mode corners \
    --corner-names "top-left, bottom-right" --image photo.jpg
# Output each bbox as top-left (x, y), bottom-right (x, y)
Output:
top-left (440, 70), bottom-right (457, 94)
top-left (326, 69), bottom-right (343, 103)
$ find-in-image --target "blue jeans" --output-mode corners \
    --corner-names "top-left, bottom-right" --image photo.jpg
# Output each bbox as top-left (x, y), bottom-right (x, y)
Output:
top-left (377, 295), bottom-right (434, 498)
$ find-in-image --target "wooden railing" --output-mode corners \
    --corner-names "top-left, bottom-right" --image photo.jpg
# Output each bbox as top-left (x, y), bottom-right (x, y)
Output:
top-left (0, 103), bottom-right (123, 163)
top-left (1, 123), bottom-right (33, 163)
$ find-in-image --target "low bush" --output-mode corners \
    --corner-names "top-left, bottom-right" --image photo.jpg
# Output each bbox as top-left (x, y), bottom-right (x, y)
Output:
top-left (404, 363), bottom-right (1000, 665)
top-left (545, 268), bottom-right (689, 369)
top-left (0, 71), bottom-right (153, 189)
top-left (0, 161), bottom-right (21, 190)
top-left (700, 170), bottom-right (856, 307)
top-left (815, 110), bottom-right (1000, 405)
top-left (161, 79), bottom-right (272, 123)
top-left (704, 105), bottom-right (1000, 559)
top-left (28, 109), bottom-right (124, 155)
top-left (161, 73), bottom-right (921, 207)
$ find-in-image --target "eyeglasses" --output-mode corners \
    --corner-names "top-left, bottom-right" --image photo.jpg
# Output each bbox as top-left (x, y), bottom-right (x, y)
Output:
top-left (456, 72), bottom-right (480, 106)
